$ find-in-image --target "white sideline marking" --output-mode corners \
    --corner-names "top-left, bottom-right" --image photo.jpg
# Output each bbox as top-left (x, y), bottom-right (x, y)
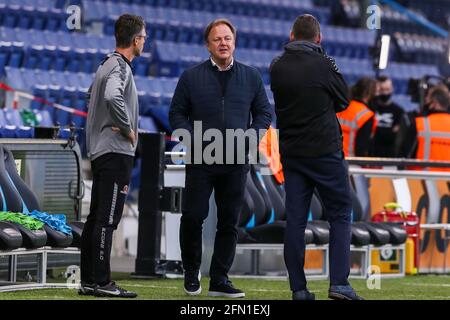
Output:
top-left (119, 283), bottom-right (179, 290)
top-left (403, 283), bottom-right (450, 287)
top-left (245, 288), bottom-right (323, 293)
top-left (120, 283), bottom-right (292, 293)
top-left (119, 283), bottom-right (325, 294)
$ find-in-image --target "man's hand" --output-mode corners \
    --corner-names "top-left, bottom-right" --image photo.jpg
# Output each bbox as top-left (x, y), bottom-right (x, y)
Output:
top-left (112, 127), bottom-right (136, 147)
top-left (128, 129), bottom-right (136, 147)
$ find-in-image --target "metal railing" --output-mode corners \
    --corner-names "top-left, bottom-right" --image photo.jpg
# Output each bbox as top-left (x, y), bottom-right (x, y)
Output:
top-left (165, 153), bottom-right (450, 179)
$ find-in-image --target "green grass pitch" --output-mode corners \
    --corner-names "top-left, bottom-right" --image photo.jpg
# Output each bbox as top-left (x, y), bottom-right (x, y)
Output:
top-left (0, 274), bottom-right (449, 300)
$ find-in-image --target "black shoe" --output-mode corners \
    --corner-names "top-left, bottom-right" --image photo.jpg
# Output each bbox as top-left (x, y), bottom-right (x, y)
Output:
top-left (184, 270), bottom-right (201, 296)
top-left (78, 283), bottom-right (96, 296)
top-left (292, 289), bottom-right (315, 300)
top-left (93, 281), bottom-right (138, 298)
top-left (328, 285), bottom-right (364, 300)
top-left (208, 280), bottom-right (245, 298)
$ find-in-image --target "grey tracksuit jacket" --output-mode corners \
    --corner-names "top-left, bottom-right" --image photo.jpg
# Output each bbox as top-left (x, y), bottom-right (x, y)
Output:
top-left (86, 52), bottom-right (139, 161)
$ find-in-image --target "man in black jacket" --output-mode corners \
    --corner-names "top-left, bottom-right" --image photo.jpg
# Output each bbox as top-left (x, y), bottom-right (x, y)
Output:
top-left (270, 14), bottom-right (363, 300)
top-left (372, 76), bottom-right (404, 157)
top-left (169, 18), bottom-right (272, 298)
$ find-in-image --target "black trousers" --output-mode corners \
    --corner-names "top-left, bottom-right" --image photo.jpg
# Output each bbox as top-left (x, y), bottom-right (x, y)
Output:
top-left (282, 151), bottom-right (353, 292)
top-left (180, 164), bottom-right (248, 284)
top-left (81, 153), bottom-right (133, 285)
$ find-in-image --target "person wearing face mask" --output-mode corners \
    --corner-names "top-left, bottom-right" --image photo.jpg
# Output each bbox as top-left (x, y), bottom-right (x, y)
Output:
top-left (169, 18), bottom-right (272, 298)
top-left (371, 76), bottom-right (405, 157)
top-left (395, 85), bottom-right (450, 170)
top-left (337, 77), bottom-right (378, 157)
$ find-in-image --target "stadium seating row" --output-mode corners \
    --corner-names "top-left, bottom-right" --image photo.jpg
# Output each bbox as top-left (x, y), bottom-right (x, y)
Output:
top-left (149, 40), bottom-right (439, 94)
top-left (238, 163), bottom-right (407, 248)
top-left (0, 27), bottom-right (151, 75)
top-left (3, 66), bottom-right (418, 130)
top-left (82, 0), bottom-right (328, 23)
top-left (394, 33), bottom-right (446, 65)
top-left (91, 2), bottom-right (366, 45)
top-left (0, 3), bottom-right (68, 32)
top-left (0, 106), bottom-right (78, 139)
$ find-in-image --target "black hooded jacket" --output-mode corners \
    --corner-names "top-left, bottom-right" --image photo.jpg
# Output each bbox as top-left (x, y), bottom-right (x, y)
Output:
top-left (270, 41), bottom-right (350, 158)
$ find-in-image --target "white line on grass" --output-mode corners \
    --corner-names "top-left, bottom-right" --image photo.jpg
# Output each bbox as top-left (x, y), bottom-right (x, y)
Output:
top-left (246, 288), bottom-right (325, 293)
top-left (119, 283), bottom-right (324, 295)
top-left (119, 283), bottom-right (179, 290)
top-left (403, 283), bottom-right (450, 287)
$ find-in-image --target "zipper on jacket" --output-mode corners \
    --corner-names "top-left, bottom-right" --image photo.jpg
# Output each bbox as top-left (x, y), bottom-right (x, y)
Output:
top-left (210, 64), bottom-right (234, 130)
top-left (222, 97), bottom-right (225, 129)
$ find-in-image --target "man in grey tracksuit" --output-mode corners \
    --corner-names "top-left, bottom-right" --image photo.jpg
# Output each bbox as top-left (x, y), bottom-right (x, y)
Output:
top-left (80, 14), bottom-right (146, 298)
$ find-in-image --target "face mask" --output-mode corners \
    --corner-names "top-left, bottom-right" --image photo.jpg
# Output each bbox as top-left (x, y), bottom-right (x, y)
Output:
top-left (378, 93), bottom-right (392, 104)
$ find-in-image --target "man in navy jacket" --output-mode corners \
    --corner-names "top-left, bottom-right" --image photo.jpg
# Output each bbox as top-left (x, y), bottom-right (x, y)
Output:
top-left (169, 18), bottom-right (272, 298)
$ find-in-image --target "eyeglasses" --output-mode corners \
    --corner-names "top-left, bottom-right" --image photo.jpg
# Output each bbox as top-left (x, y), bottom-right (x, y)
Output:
top-left (136, 34), bottom-right (148, 40)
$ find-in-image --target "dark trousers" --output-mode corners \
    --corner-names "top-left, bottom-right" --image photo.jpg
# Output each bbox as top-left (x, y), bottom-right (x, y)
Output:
top-left (282, 151), bottom-right (352, 291)
top-left (180, 164), bottom-right (248, 284)
top-left (81, 153), bottom-right (133, 285)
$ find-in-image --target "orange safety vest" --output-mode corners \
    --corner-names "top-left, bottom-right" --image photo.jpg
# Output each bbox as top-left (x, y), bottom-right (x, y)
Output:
top-left (337, 100), bottom-right (376, 157)
top-left (259, 126), bottom-right (285, 184)
top-left (415, 113), bottom-right (450, 172)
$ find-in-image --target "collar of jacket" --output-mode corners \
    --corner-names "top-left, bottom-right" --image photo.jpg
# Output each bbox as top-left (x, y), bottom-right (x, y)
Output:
top-left (113, 51), bottom-right (132, 68)
top-left (208, 58), bottom-right (236, 74)
top-left (284, 40), bottom-right (325, 55)
top-left (210, 57), bottom-right (234, 71)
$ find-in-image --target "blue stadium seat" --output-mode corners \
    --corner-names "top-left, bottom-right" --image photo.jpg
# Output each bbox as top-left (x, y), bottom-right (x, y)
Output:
top-left (34, 109), bottom-right (54, 127)
top-left (132, 53), bottom-right (151, 76)
top-left (138, 92), bottom-right (152, 116)
top-left (4, 108), bottom-right (23, 127)
top-left (160, 78), bottom-right (177, 105)
top-left (32, 10), bottom-right (46, 30)
top-left (55, 100), bottom-right (72, 126)
top-left (2, 8), bottom-right (18, 29)
top-left (0, 108), bottom-right (7, 126)
top-left (0, 107), bottom-right (32, 138)
top-left (8, 44), bottom-right (24, 68)
top-left (17, 12), bottom-right (32, 29)
top-left (16, 126), bottom-right (34, 138)
top-left (139, 116), bottom-right (158, 132)
top-left (4, 67), bottom-right (26, 90)
top-left (147, 105), bottom-right (171, 133)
